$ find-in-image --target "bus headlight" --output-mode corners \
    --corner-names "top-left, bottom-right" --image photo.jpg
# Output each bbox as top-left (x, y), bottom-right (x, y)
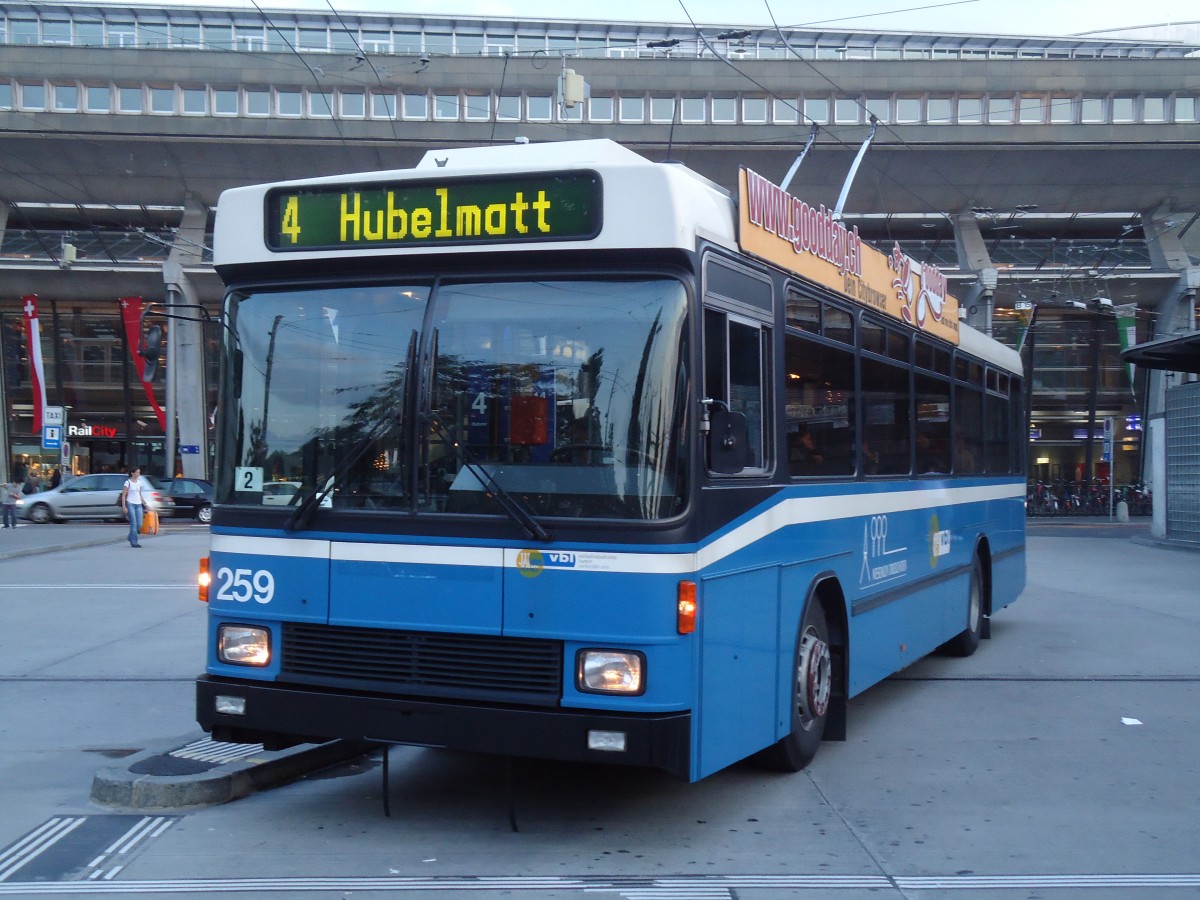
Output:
top-left (577, 649), bottom-right (645, 695)
top-left (218, 625), bottom-right (271, 666)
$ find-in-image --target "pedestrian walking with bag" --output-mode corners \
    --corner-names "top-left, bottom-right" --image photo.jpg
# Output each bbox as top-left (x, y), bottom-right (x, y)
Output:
top-left (120, 467), bottom-right (151, 547)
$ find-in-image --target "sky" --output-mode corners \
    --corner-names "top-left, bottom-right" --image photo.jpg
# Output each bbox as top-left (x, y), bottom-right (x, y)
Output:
top-left (180, 0), bottom-right (1196, 38)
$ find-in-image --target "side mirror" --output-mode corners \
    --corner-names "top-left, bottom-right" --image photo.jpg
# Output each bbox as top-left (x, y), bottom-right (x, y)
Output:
top-left (708, 405), bottom-right (750, 474)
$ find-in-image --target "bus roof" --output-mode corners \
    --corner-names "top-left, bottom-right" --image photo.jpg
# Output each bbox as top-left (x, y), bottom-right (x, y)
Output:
top-left (212, 138), bottom-right (737, 268)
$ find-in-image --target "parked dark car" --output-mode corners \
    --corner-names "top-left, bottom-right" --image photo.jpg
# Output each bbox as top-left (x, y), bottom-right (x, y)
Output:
top-left (164, 477), bottom-right (213, 524)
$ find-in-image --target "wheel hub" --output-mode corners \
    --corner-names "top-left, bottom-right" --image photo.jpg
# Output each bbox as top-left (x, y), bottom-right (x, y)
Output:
top-left (798, 629), bottom-right (832, 724)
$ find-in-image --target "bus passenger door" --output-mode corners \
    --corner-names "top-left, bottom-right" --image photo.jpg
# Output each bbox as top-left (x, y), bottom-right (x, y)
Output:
top-left (696, 294), bottom-right (779, 777)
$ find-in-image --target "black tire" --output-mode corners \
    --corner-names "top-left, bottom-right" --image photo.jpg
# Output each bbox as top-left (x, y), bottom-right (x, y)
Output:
top-left (28, 503), bottom-right (53, 525)
top-left (761, 600), bottom-right (832, 772)
top-left (942, 556), bottom-right (983, 657)
top-left (197, 504), bottom-right (212, 525)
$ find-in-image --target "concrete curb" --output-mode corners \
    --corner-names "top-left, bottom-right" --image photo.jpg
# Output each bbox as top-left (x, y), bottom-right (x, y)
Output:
top-left (91, 734), bottom-right (374, 810)
top-left (0, 536), bottom-right (128, 562)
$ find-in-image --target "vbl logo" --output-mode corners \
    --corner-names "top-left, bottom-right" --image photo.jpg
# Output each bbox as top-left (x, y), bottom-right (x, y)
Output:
top-left (543, 551), bottom-right (576, 568)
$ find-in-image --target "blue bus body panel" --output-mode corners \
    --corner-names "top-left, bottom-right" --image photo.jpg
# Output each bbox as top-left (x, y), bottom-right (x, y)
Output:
top-left (330, 544), bottom-right (504, 633)
top-left (203, 477), bottom-right (1025, 781)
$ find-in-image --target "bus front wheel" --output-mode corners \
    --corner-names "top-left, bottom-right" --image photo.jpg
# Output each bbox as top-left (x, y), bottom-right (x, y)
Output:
top-left (762, 600), bottom-right (832, 771)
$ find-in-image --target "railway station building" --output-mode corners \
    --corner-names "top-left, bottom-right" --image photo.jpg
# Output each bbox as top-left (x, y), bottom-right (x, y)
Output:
top-left (0, 2), bottom-right (1197, 538)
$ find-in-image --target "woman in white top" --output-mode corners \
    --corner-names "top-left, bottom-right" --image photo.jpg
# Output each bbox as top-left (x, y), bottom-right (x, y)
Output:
top-left (120, 467), bottom-right (151, 547)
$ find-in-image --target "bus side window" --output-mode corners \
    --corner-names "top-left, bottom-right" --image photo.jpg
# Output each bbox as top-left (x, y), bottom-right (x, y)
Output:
top-left (704, 308), bottom-right (769, 472)
top-left (784, 331), bottom-right (855, 477)
top-left (915, 372), bottom-right (951, 473)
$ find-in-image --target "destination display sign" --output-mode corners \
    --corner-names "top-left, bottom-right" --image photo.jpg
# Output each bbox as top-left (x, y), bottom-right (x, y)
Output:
top-left (737, 167), bottom-right (959, 345)
top-left (265, 170), bottom-right (603, 251)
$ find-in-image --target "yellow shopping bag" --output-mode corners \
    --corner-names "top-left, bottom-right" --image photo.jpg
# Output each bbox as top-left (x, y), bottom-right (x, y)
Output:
top-left (140, 509), bottom-right (159, 535)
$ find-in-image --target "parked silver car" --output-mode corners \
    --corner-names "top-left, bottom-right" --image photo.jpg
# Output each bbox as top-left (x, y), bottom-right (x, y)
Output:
top-left (20, 473), bottom-right (175, 524)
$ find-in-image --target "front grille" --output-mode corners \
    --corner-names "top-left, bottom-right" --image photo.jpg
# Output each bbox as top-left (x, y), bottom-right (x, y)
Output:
top-left (281, 622), bottom-right (563, 706)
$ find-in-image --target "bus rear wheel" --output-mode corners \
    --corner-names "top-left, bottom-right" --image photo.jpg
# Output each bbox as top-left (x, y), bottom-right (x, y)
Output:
top-left (762, 600), bottom-right (831, 772)
top-left (942, 556), bottom-right (983, 657)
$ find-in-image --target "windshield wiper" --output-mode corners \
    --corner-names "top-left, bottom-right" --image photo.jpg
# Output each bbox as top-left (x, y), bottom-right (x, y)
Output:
top-left (425, 412), bottom-right (553, 544)
top-left (284, 330), bottom-right (417, 531)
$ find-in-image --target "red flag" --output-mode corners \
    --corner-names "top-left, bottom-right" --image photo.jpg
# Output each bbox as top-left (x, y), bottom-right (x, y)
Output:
top-left (119, 296), bottom-right (167, 431)
top-left (21, 295), bottom-right (47, 433)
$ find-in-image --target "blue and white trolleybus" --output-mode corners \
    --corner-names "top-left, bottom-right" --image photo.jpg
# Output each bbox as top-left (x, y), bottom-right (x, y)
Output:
top-left (196, 139), bottom-right (1025, 781)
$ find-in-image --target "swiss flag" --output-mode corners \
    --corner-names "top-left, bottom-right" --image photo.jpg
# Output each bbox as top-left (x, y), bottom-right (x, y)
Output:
top-left (21, 296), bottom-right (47, 433)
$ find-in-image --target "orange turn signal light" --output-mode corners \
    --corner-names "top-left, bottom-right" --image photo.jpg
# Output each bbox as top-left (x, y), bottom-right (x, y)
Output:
top-left (198, 556), bottom-right (211, 603)
top-left (677, 580), bottom-right (697, 634)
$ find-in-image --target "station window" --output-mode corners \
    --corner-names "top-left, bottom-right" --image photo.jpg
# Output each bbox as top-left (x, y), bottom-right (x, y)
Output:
top-left (402, 92), bottom-right (428, 119)
top-left (245, 89), bottom-right (270, 116)
top-left (588, 95), bottom-right (613, 122)
top-left (182, 87), bottom-right (207, 115)
top-left (76, 22), bottom-right (103, 46)
top-left (681, 97), bottom-right (706, 123)
top-left (19, 82), bottom-right (46, 111)
top-left (1111, 96), bottom-right (1135, 123)
top-left (309, 91), bottom-right (334, 118)
top-left (298, 27), bottom-right (328, 52)
top-left (340, 92), bottom-right (365, 118)
top-left (393, 31), bottom-right (421, 54)
top-left (527, 94), bottom-right (552, 120)
top-left (988, 95), bottom-right (1014, 123)
top-left (1176, 96), bottom-right (1197, 122)
top-left (85, 85), bottom-right (110, 112)
top-left (43, 20), bottom-right (71, 45)
top-left (1081, 97), bottom-right (1105, 123)
top-left (150, 87), bottom-right (174, 114)
top-left (710, 97), bottom-right (735, 123)
top-left (895, 97), bottom-right (921, 123)
top-left (649, 96), bottom-right (675, 122)
top-left (455, 31), bottom-right (484, 54)
top-left (370, 92), bottom-right (396, 119)
top-left (107, 22), bottom-right (136, 47)
top-left (773, 96), bottom-right (799, 123)
top-left (362, 30), bottom-right (391, 53)
top-left (277, 90), bottom-right (302, 117)
top-left (864, 96), bottom-right (889, 122)
top-left (205, 24), bottom-right (234, 50)
top-left (52, 84), bottom-right (79, 112)
top-left (835, 97), bottom-right (860, 123)
top-left (8, 19), bottom-right (38, 45)
top-left (743, 96), bottom-right (768, 123)
top-left (434, 93), bottom-right (460, 120)
top-left (171, 23), bottom-right (201, 48)
top-left (463, 93), bottom-right (490, 121)
top-left (927, 97), bottom-right (952, 124)
top-left (330, 29), bottom-right (356, 53)
top-left (213, 89), bottom-right (238, 116)
top-left (1018, 96), bottom-right (1043, 123)
top-left (804, 97), bottom-right (829, 123)
top-left (957, 97), bottom-right (982, 124)
top-left (619, 94), bottom-right (645, 122)
top-left (1143, 96), bottom-right (1165, 122)
top-left (0, 84), bottom-right (11, 111)
top-left (1049, 95), bottom-right (1074, 123)
top-left (496, 94), bottom-right (521, 120)
top-left (117, 86), bottom-right (143, 113)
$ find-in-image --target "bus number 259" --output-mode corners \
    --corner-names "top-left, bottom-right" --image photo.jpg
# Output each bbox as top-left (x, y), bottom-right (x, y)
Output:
top-left (214, 567), bottom-right (275, 604)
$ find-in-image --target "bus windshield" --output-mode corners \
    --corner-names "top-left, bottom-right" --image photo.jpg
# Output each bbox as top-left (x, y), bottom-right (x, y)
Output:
top-left (218, 276), bottom-right (690, 522)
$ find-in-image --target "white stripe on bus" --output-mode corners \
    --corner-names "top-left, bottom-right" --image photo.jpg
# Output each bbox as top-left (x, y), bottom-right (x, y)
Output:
top-left (210, 482), bottom-right (1024, 576)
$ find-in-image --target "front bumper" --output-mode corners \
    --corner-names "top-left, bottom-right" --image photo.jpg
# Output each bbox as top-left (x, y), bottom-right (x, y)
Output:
top-left (197, 675), bottom-right (692, 779)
